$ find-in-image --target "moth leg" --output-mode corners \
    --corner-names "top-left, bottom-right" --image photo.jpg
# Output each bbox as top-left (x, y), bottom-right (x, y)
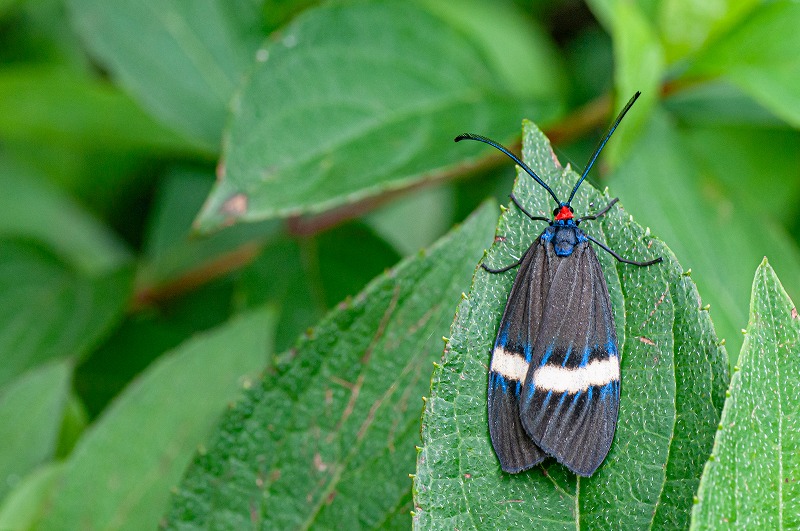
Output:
top-left (576, 198), bottom-right (619, 223)
top-left (509, 193), bottom-right (550, 222)
top-left (481, 257), bottom-right (523, 274)
top-left (586, 234), bottom-right (662, 266)
top-left (483, 196), bottom-right (544, 274)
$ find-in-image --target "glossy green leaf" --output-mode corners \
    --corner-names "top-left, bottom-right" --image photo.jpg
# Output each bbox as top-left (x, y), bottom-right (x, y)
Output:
top-left (0, 240), bottom-right (132, 388)
top-left (64, 0), bottom-right (265, 149)
top-left (610, 108), bottom-right (800, 358)
top-left (37, 309), bottom-right (276, 530)
top-left (164, 204), bottom-right (496, 529)
top-left (196, 0), bottom-right (553, 230)
top-left (0, 361), bottom-right (71, 501)
top-left (413, 119), bottom-right (728, 529)
top-left (691, 259), bottom-right (800, 529)
top-left (687, 1), bottom-right (800, 127)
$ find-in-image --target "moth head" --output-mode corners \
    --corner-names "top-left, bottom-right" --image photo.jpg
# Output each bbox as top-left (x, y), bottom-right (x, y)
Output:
top-left (554, 204), bottom-right (574, 221)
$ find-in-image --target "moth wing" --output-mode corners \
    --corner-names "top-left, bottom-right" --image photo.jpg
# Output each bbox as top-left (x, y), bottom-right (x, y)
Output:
top-left (487, 239), bottom-right (552, 473)
top-left (519, 242), bottom-right (620, 477)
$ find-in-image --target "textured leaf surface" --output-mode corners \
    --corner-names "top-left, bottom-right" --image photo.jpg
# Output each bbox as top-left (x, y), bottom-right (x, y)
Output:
top-left (65, 0), bottom-right (264, 149)
top-left (413, 120), bottom-right (729, 529)
top-left (688, 1), bottom-right (800, 127)
top-left (164, 204), bottom-right (496, 529)
top-left (196, 0), bottom-right (554, 230)
top-left (0, 361), bottom-right (71, 501)
top-left (37, 310), bottom-right (275, 530)
top-left (611, 108), bottom-right (800, 358)
top-left (691, 259), bottom-right (800, 529)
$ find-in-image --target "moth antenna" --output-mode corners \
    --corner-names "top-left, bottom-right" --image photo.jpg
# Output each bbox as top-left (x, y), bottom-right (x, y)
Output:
top-left (566, 91), bottom-right (641, 205)
top-left (455, 133), bottom-right (561, 205)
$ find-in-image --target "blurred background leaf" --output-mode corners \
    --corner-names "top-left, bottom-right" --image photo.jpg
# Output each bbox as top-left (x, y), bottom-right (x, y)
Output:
top-left (195, 0), bottom-right (563, 230)
top-left (38, 309), bottom-right (275, 530)
top-left (63, 0), bottom-right (267, 151)
top-left (0, 0), bottom-right (798, 527)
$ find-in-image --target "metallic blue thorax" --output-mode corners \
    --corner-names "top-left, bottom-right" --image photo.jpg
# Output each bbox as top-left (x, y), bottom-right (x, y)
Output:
top-left (540, 220), bottom-right (588, 257)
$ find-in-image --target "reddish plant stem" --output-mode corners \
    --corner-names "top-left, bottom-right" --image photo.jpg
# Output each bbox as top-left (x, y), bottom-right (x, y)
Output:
top-left (133, 91), bottom-right (652, 307)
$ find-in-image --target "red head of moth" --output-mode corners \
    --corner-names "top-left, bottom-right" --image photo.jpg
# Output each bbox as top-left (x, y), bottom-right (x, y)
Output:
top-left (554, 205), bottom-right (574, 221)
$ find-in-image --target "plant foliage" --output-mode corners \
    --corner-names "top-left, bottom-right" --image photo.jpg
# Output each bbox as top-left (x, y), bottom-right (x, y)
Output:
top-left (0, 0), bottom-right (798, 528)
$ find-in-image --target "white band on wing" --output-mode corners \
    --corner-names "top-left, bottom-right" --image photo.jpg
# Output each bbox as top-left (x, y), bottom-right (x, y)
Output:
top-left (490, 347), bottom-right (530, 383)
top-left (532, 356), bottom-right (619, 393)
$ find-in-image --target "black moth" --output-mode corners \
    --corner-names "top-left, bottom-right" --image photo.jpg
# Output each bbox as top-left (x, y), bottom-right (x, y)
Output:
top-left (456, 92), bottom-right (662, 477)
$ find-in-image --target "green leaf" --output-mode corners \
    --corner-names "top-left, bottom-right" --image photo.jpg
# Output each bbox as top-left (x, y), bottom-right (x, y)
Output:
top-left (76, 280), bottom-right (239, 418)
top-left (163, 204), bottom-right (496, 528)
top-left (663, 83), bottom-right (788, 128)
top-left (0, 463), bottom-right (65, 530)
top-left (37, 309), bottom-right (276, 530)
top-left (418, 0), bottom-right (566, 100)
top-left (196, 0), bottom-right (552, 230)
top-left (0, 160), bottom-right (131, 275)
top-left (413, 119), bottom-right (728, 528)
top-left (64, 0), bottom-right (265, 150)
top-left (0, 361), bottom-right (71, 501)
top-left (687, 1), bottom-right (800, 127)
top-left (680, 124), bottom-right (800, 222)
top-left (691, 259), bottom-right (800, 529)
top-left (137, 168), bottom-right (280, 290)
top-left (658, 0), bottom-right (758, 62)
top-left (609, 1), bottom-right (663, 166)
top-left (55, 392), bottom-right (89, 458)
top-left (0, 240), bottom-right (132, 388)
top-left (0, 66), bottom-right (197, 153)
top-left (610, 108), bottom-right (800, 359)
top-left (365, 184), bottom-right (456, 256)
top-left (238, 222), bottom-right (402, 353)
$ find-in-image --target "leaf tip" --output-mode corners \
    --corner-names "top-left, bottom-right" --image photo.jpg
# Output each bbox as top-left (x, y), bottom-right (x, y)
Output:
top-left (194, 190), bottom-right (251, 233)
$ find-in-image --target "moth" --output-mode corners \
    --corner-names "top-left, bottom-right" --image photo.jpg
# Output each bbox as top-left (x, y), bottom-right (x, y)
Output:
top-left (456, 92), bottom-right (661, 476)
